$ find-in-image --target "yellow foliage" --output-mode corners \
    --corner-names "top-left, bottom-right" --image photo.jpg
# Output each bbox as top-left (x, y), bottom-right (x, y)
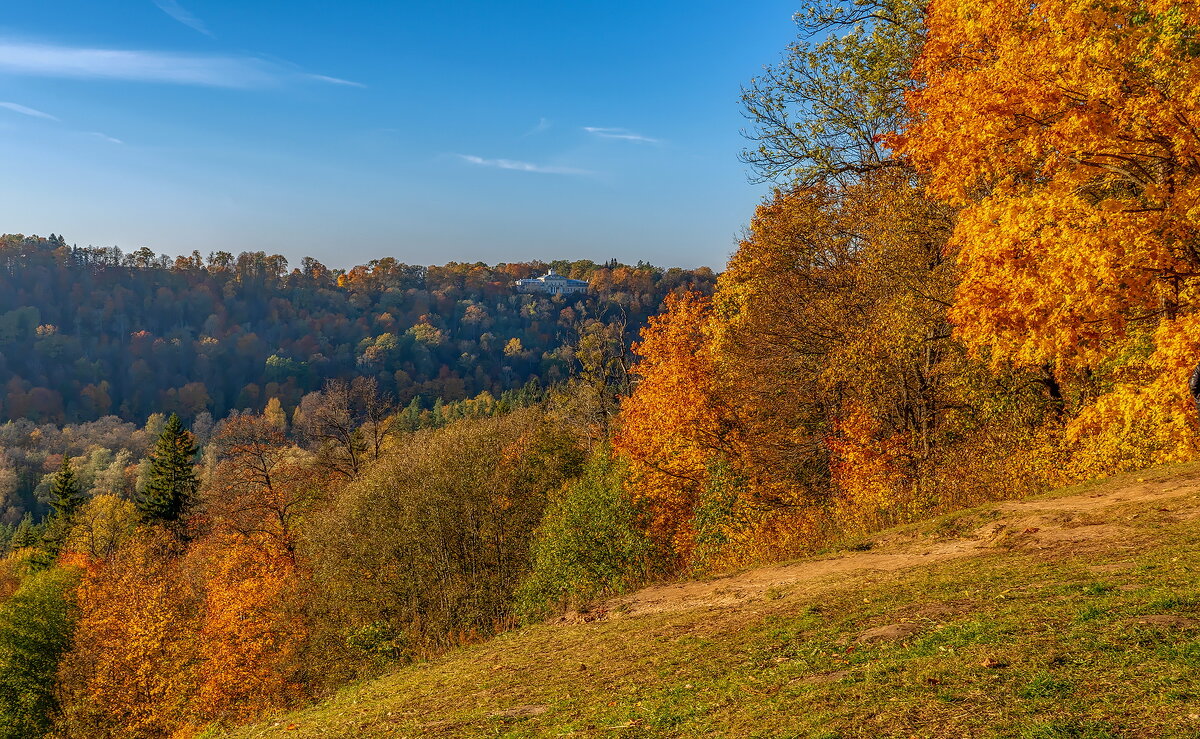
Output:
top-left (900, 0), bottom-right (1200, 478)
top-left (58, 529), bottom-right (201, 738)
top-left (614, 293), bottom-right (730, 564)
top-left (902, 0), bottom-right (1200, 368)
top-left (1062, 317), bottom-right (1200, 480)
top-left (193, 538), bottom-right (307, 721)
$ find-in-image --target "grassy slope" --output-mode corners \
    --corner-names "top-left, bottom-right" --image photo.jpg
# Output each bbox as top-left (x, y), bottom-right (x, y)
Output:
top-left (222, 466), bottom-right (1200, 739)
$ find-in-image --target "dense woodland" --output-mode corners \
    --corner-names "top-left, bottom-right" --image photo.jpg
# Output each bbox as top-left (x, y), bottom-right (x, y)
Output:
top-left (0, 234), bottom-right (714, 423)
top-left (4, 0), bottom-right (1200, 736)
top-left (0, 242), bottom-right (712, 525)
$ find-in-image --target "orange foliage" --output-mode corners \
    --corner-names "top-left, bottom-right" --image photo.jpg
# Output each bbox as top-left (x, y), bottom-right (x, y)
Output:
top-left (58, 529), bottom-right (201, 738)
top-left (826, 404), bottom-right (910, 532)
top-left (58, 523), bottom-right (312, 736)
top-left (613, 293), bottom-right (733, 563)
top-left (900, 0), bottom-right (1200, 475)
top-left (193, 538), bottom-right (307, 722)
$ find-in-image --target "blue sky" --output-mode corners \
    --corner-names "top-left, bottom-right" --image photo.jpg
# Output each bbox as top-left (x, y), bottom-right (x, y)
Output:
top-left (0, 1), bottom-right (800, 270)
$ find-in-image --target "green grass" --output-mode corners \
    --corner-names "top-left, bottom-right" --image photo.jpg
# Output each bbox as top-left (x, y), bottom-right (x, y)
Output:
top-left (221, 468), bottom-right (1200, 738)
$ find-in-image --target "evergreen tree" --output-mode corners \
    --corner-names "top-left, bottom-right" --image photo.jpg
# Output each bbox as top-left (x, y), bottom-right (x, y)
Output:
top-left (400, 397), bottom-right (422, 431)
top-left (49, 456), bottom-right (85, 521)
top-left (136, 413), bottom-right (199, 526)
top-left (9, 516), bottom-right (36, 550)
top-left (41, 457), bottom-right (85, 560)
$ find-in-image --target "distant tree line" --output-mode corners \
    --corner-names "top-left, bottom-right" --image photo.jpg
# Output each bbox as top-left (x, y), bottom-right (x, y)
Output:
top-left (0, 234), bottom-right (715, 425)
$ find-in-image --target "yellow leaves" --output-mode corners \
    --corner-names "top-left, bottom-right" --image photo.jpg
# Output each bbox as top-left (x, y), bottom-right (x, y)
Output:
top-left (906, 0), bottom-right (1200, 365)
top-left (896, 0), bottom-right (1200, 479)
top-left (614, 293), bottom-right (727, 563)
top-left (503, 337), bottom-right (524, 357)
top-left (1061, 316), bottom-right (1200, 479)
top-left (58, 529), bottom-right (199, 737)
top-left (57, 528), bottom-right (311, 737)
top-left (946, 189), bottom-right (1155, 368)
top-left (194, 540), bottom-right (306, 721)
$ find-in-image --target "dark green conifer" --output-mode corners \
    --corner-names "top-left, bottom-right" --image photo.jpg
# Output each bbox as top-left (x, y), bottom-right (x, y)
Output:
top-left (136, 413), bottom-right (199, 526)
top-left (9, 515), bottom-right (36, 550)
top-left (401, 397), bottom-right (422, 431)
top-left (49, 456), bottom-right (85, 521)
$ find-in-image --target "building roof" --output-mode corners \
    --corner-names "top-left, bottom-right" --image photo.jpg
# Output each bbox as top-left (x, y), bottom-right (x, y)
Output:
top-left (516, 269), bottom-right (589, 287)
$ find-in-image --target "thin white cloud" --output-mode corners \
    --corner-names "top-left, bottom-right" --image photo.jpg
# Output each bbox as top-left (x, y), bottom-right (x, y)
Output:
top-left (524, 117), bottom-right (552, 136)
top-left (0, 101), bottom-right (58, 121)
top-left (88, 132), bottom-right (123, 144)
top-left (0, 41), bottom-right (287, 88)
top-left (583, 126), bottom-right (660, 144)
top-left (0, 41), bottom-right (366, 91)
top-left (306, 73), bottom-right (366, 88)
top-left (458, 154), bottom-right (589, 176)
top-left (152, 0), bottom-right (214, 37)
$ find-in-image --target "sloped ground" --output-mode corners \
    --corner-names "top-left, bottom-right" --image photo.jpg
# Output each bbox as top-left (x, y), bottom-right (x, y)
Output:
top-left (222, 464), bottom-right (1200, 738)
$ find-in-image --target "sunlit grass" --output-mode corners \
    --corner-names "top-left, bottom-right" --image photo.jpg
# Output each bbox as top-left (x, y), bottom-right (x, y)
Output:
top-left (221, 473), bottom-right (1200, 739)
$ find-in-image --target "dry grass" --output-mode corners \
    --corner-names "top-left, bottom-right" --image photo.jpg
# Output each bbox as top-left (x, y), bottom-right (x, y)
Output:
top-left (216, 465), bottom-right (1200, 738)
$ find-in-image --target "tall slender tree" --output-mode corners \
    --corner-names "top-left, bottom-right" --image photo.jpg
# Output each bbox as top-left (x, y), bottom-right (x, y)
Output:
top-left (8, 515), bottom-right (36, 551)
top-left (42, 456), bottom-right (86, 559)
top-left (49, 456), bottom-right (85, 521)
top-left (137, 414), bottom-right (199, 527)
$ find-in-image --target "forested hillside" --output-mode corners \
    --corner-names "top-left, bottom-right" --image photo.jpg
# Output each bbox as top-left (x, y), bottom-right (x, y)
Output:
top-left (0, 235), bottom-right (711, 530)
top-left (0, 233), bottom-right (714, 423)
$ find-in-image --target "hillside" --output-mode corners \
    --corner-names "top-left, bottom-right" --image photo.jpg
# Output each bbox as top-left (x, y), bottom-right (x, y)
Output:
top-left (221, 464), bottom-right (1200, 738)
top-left (0, 234), bottom-right (715, 424)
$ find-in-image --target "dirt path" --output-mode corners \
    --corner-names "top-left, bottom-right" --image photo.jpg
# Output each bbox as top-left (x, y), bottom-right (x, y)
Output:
top-left (579, 466), bottom-right (1200, 621)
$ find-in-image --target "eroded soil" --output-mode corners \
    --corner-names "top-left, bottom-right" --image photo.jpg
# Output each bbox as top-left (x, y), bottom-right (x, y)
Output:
top-left (583, 467), bottom-right (1200, 621)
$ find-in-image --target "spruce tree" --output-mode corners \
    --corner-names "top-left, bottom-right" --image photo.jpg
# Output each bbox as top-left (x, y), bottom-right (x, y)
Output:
top-left (9, 515), bottom-right (36, 550)
top-left (137, 413), bottom-right (199, 526)
top-left (49, 456), bottom-right (85, 521)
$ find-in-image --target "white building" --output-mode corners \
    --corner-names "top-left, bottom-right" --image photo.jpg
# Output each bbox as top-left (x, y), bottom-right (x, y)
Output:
top-left (515, 269), bottom-right (589, 295)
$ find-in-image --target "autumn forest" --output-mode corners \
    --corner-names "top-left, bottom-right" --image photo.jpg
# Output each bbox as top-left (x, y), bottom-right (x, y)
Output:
top-left (4, 0), bottom-right (1200, 736)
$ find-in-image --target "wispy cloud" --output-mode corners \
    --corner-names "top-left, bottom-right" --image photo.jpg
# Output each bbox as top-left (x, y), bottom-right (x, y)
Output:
top-left (583, 126), bottom-right (660, 144)
top-left (88, 132), bottom-right (123, 144)
top-left (458, 154), bottom-right (589, 176)
top-left (0, 101), bottom-right (59, 121)
top-left (306, 73), bottom-right (366, 88)
top-left (0, 99), bottom-right (122, 144)
top-left (524, 117), bottom-right (552, 136)
top-left (0, 40), bottom-right (360, 91)
top-left (152, 0), bottom-right (213, 37)
top-left (0, 41), bottom-right (275, 87)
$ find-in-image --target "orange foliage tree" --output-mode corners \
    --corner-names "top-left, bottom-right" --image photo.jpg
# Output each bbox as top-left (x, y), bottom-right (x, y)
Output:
top-left (57, 530), bottom-right (202, 738)
top-left (192, 538), bottom-right (308, 723)
top-left (613, 292), bottom-right (738, 565)
top-left (900, 0), bottom-right (1200, 473)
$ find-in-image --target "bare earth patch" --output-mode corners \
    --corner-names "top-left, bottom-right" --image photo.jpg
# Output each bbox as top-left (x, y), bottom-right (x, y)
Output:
top-left (1131, 614), bottom-right (1200, 629)
top-left (856, 623), bottom-right (923, 643)
top-left (600, 468), bottom-right (1200, 619)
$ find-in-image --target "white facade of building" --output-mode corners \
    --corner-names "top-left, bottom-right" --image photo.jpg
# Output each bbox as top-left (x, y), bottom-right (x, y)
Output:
top-left (514, 269), bottom-right (589, 295)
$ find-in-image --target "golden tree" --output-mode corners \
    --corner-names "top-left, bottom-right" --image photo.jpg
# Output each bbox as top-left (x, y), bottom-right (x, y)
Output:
top-left (900, 0), bottom-right (1200, 470)
top-left (57, 530), bottom-right (202, 738)
top-left (613, 292), bottom-right (734, 565)
top-left (193, 538), bottom-right (307, 722)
